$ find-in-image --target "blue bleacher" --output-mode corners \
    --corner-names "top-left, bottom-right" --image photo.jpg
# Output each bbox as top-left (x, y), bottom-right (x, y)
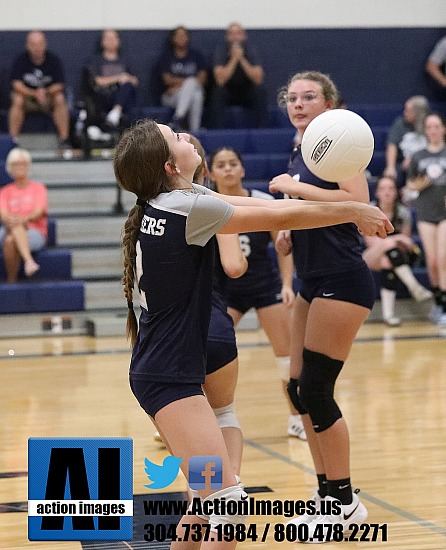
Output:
top-left (0, 216), bottom-right (85, 314)
top-left (0, 248), bottom-right (72, 281)
top-left (0, 280), bottom-right (84, 314)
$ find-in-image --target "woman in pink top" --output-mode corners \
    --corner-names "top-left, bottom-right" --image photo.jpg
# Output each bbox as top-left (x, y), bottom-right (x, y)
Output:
top-left (0, 148), bottom-right (48, 282)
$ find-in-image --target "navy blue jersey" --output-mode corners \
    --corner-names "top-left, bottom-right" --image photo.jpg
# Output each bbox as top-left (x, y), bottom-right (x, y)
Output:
top-left (226, 189), bottom-right (282, 298)
top-left (11, 51), bottom-right (65, 88)
top-left (130, 184), bottom-right (233, 384)
top-left (288, 147), bottom-right (365, 277)
top-left (157, 48), bottom-right (207, 81)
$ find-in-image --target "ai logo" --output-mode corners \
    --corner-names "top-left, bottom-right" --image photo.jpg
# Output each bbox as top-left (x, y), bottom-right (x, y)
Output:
top-left (28, 438), bottom-right (133, 541)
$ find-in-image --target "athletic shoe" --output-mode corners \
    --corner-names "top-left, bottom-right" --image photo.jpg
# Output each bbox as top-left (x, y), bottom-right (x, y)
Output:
top-left (437, 312), bottom-right (446, 326)
top-left (384, 316), bottom-right (401, 327)
top-left (287, 490), bottom-right (323, 526)
top-left (288, 414), bottom-right (307, 440)
top-left (429, 305), bottom-right (443, 324)
top-left (411, 285), bottom-right (433, 302)
top-left (304, 491), bottom-right (368, 544)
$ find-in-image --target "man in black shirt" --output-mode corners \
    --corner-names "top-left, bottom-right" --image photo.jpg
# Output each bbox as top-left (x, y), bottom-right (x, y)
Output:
top-left (208, 23), bottom-right (268, 129)
top-left (9, 31), bottom-right (70, 147)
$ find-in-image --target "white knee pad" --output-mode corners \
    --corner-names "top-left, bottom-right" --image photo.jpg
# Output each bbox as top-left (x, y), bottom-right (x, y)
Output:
top-left (275, 356), bottom-right (290, 381)
top-left (213, 402), bottom-right (241, 430)
top-left (203, 484), bottom-right (249, 532)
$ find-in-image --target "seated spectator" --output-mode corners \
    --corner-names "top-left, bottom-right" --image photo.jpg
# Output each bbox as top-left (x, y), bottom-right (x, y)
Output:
top-left (362, 175), bottom-right (432, 326)
top-left (425, 35), bottom-right (446, 95)
top-left (0, 148), bottom-right (48, 283)
top-left (82, 29), bottom-right (138, 130)
top-left (8, 31), bottom-right (70, 148)
top-left (156, 26), bottom-right (207, 132)
top-left (208, 22), bottom-right (268, 129)
top-left (383, 96), bottom-right (430, 188)
top-left (406, 112), bottom-right (446, 325)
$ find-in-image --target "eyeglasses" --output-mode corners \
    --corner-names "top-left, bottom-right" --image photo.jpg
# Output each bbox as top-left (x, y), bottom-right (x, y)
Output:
top-left (283, 92), bottom-right (321, 105)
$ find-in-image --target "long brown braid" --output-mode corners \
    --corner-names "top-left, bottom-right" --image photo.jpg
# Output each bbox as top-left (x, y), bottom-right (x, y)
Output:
top-left (113, 119), bottom-right (175, 345)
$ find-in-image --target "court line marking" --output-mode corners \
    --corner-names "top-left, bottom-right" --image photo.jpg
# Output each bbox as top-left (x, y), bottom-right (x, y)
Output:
top-left (245, 438), bottom-right (446, 538)
top-left (1, 332), bottom-right (445, 360)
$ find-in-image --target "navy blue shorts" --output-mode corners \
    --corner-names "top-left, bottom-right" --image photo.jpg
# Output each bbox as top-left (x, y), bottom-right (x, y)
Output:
top-left (299, 264), bottom-right (375, 310)
top-left (227, 278), bottom-right (283, 314)
top-left (206, 339), bottom-right (238, 375)
top-left (130, 378), bottom-right (204, 418)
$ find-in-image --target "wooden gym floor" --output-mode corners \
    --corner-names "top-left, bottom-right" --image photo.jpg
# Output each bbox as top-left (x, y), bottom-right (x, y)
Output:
top-left (1, 320), bottom-right (445, 549)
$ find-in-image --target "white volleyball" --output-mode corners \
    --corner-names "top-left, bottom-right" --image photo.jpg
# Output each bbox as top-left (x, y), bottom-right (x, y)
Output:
top-left (301, 109), bottom-right (374, 182)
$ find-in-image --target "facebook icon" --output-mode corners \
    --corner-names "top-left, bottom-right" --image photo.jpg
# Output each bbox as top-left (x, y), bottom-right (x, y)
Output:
top-left (188, 456), bottom-right (222, 490)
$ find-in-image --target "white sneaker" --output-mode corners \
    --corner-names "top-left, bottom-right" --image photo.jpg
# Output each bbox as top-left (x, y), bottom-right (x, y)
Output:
top-left (304, 492), bottom-right (368, 544)
top-left (87, 125), bottom-right (112, 141)
top-left (288, 414), bottom-right (307, 440)
top-left (287, 490), bottom-right (323, 526)
top-left (437, 312), bottom-right (446, 326)
top-left (429, 305), bottom-right (442, 324)
top-left (106, 108), bottom-right (121, 127)
top-left (384, 316), bottom-right (401, 327)
top-left (411, 285), bottom-right (433, 302)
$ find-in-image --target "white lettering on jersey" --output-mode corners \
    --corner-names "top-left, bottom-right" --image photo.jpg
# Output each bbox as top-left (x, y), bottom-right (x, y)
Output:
top-left (238, 234), bottom-right (251, 258)
top-left (141, 216), bottom-right (166, 236)
top-left (136, 240), bottom-right (148, 309)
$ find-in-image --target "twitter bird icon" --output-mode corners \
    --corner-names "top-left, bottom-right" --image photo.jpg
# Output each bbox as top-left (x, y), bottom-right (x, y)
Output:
top-left (144, 456), bottom-right (182, 489)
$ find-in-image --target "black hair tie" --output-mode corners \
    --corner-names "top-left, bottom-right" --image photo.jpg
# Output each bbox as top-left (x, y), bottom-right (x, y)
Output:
top-left (127, 300), bottom-right (134, 310)
top-left (136, 198), bottom-right (146, 207)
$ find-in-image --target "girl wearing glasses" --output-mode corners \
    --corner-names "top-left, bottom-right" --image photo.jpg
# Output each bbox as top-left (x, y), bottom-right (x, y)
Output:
top-left (269, 71), bottom-right (375, 537)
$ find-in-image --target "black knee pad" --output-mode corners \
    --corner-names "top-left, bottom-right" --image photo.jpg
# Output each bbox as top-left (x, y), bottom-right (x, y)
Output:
top-left (385, 247), bottom-right (406, 268)
top-left (286, 378), bottom-right (307, 415)
top-left (381, 269), bottom-right (398, 291)
top-left (299, 348), bottom-right (343, 433)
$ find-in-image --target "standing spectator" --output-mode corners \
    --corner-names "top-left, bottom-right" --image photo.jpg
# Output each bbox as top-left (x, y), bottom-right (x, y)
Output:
top-left (8, 31), bottom-right (70, 148)
top-left (407, 112), bottom-right (446, 325)
top-left (383, 96), bottom-right (430, 188)
top-left (82, 29), bottom-right (139, 130)
top-left (208, 22), bottom-right (268, 129)
top-left (362, 176), bottom-right (432, 326)
top-left (156, 26), bottom-right (207, 132)
top-left (0, 148), bottom-right (47, 283)
top-left (426, 35), bottom-right (446, 95)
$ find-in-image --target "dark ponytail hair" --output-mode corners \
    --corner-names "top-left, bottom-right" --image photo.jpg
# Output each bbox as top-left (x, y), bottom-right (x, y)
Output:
top-left (113, 119), bottom-right (175, 345)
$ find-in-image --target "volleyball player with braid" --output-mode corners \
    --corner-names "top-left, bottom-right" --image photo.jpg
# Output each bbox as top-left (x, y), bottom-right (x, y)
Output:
top-left (113, 118), bottom-right (392, 548)
top-left (154, 135), bottom-right (248, 479)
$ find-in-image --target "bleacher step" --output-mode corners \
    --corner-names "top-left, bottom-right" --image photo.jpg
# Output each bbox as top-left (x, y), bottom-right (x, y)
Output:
top-left (53, 217), bottom-right (125, 246)
top-left (71, 248), bottom-right (122, 279)
top-left (30, 159), bottom-right (115, 184)
top-left (48, 186), bottom-right (133, 215)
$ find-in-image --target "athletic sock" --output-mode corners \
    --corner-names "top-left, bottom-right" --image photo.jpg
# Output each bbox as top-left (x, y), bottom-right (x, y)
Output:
top-left (327, 478), bottom-right (353, 505)
top-left (317, 473), bottom-right (328, 498)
